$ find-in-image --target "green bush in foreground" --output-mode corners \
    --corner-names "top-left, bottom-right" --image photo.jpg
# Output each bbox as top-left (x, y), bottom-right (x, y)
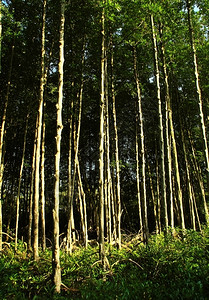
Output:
top-left (0, 227), bottom-right (209, 299)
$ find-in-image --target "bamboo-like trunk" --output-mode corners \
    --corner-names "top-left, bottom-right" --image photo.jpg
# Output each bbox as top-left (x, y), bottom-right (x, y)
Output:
top-left (15, 116), bottom-right (29, 250)
top-left (187, 0), bottom-right (209, 197)
top-left (104, 51), bottom-right (112, 245)
top-left (191, 185), bottom-right (202, 232)
top-left (151, 15), bottom-right (168, 230)
top-left (67, 97), bottom-right (73, 254)
top-left (40, 118), bottom-right (46, 251)
top-left (159, 27), bottom-right (185, 230)
top-left (77, 161), bottom-right (88, 248)
top-left (67, 37), bottom-right (86, 252)
top-left (53, 0), bottom-right (65, 293)
top-left (0, 42), bottom-right (14, 251)
top-left (33, 0), bottom-right (47, 260)
top-left (170, 115), bottom-right (185, 230)
top-left (181, 126), bottom-right (196, 230)
top-left (110, 36), bottom-right (121, 248)
top-left (99, 5), bottom-right (106, 267)
top-left (110, 173), bottom-right (117, 242)
top-left (172, 173), bottom-right (181, 226)
top-left (148, 162), bottom-right (159, 234)
top-left (28, 116), bottom-right (38, 250)
top-left (188, 130), bottom-right (209, 225)
top-left (164, 73), bottom-right (173, 229)
top-left (133, 45), bottom-right (148, 242)
top-left (156, 146), bottom-right (161, 233)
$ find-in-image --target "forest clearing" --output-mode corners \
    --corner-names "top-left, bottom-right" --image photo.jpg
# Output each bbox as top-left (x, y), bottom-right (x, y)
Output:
top-left (1, 0), bottom-right (209, 297)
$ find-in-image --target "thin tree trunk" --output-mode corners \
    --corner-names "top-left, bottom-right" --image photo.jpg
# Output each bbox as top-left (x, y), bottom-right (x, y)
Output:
top-left (172, 171), bottom-right (181, 226)
top-left (151, 15), bottom-right (168, 231)
top-left (187, 0), bottom-right (209, 191)
top-left (104, 52), bottom-right (112, 245)
top-left (159, 26), bottom-right (185, 230)
top-left (99, 4), bottom-right (106, 268)
top-left (164, 75), bottom-right (173, 229)
top-left (188, 130), bottom-right (209, 225)
top-left (28, 116), bottom-right (38, 250)
top-left (0, 42), bottom-right (14, 251)
top-left (192, 185), bottom-right (202, 232)
top-left (148, 162), bottom-right (159, 234)
top-left (75, 44), bottom-right (88, 248)
top-left (67, 97), bottom-right (73, 253)
top-left (53, 0), bottom-right (65, 293)
top-left (133, 45), bottom-right (148, 242)
top-left (181, 126), bottom-right (196, 230)
top-left (40, 118), bottom-right (46, 251)
top-left (77, 161), bottom-right (88, 248)
top-left (67, 37), bottom-right (86, 252)
top-left (156, 145), bottom-right (161, 233)
top-left (170, 116), bottom-right (185, 230)
top-left (110, 36), bottom-right (121, 248)
top-left (110, 172), bottom-right (117, 242)
top-left (166, 111), bottom-right (174, 229)
top-left (33, 0), bottom-right (47, 260)
top-left (15, 115), bottom-right (29, 250)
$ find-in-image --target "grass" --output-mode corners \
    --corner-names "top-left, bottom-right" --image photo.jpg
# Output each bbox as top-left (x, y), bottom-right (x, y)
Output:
top-left (1, 227), bottom-right (209, 299)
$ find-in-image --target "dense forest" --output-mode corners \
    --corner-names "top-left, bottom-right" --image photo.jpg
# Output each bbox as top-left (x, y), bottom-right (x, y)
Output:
top-left (1, 0), bottom-right (209, 297)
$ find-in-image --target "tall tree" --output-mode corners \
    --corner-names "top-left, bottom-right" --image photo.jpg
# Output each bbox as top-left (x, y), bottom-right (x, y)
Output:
top-left (53, 0), bottom-right (65, 293)
top-left (186, 0), bottom-right (209, 196)
top-left (110, 36), bottom-right (121, 248)
top-left (67, 97), bottom-right (74, 254)
top-left (150, 14), bottom-right (168, 231)
top-left (159, 25), bottom-right (185, 230)
top-left (99, 2), bottom-right (106, 268)
top-left (133, 45), bottom-right (148, 242)
top-left (40, 117), bottom-right (46, 251)
top-left (15, 115), bottom-right (29, 249)
top-left (33, 0), bottom-right (47, 260)
top-left (0, 40), bottom-right (14, 252)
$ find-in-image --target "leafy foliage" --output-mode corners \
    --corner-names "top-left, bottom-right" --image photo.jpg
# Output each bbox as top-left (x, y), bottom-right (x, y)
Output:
top-left (1, 228), bottom-right (209, 299)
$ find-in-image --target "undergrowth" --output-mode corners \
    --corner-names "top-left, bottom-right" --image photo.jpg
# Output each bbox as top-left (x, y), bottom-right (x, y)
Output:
top-left (0, 227), bottom-right (209, 299)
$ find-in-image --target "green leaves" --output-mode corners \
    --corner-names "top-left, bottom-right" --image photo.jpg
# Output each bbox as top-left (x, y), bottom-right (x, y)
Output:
top-left (1, 228), bottom-right (209, 299)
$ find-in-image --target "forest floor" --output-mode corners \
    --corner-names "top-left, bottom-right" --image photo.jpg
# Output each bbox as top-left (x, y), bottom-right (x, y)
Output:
top-left (0, 228), bottom-right (209, 299)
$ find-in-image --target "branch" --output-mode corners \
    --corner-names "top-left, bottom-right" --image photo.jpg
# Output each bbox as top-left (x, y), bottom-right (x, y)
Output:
top-left (2, 232), bottom-right (15, 240)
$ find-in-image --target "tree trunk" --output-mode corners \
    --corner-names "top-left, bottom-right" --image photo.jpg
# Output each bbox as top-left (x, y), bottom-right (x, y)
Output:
top-left (104, 51), bottom-right (112, 245)
top-left (159, 26), bottom-right (185, 230)
top-left (181, 126), bottom-right (196, 230)
top-left (110, 38), bottom-right (121, 248)
top-left (53, 0), bottom-right (65, 293)
top-left (148, 162), bottom-right (159, 234)
top-left (77, 161), bottom-right (88, 248)
top-left (192, 185), bottom-right (202, 232)
top-left (187, 0), bottom-right (209, 193)
top-left (188, 130), bottom-right (209, 225)
top-left (151, 15), bottom-right (168, 231)
top-left (164, 69), bottom-right (173, 229)
top-left (133, 45), bottom-right (148, 242)
top-left (40, 118), bottom-right (46, 251)
top-left (99, 4), bottom-right (106, 268)
top-left (15, 115), bottom-right (29, 250)
top-left (33, 0), bottom-right (47, 260)
top-left (156, 145), bottom-right (161, 233)
top-left (0, 42), bottom-right (14, 251)
top-left (67, 97), bottom-right (73, 253)
top-left (28, 116), bottom-right (38, 250)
